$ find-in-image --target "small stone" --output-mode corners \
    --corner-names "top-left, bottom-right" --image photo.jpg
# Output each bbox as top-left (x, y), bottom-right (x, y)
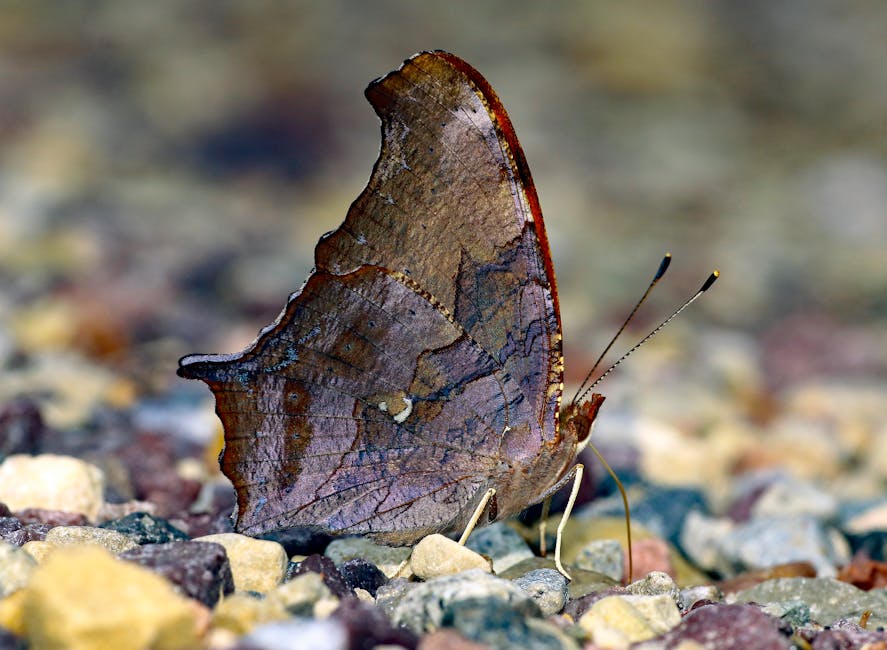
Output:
top-left (23, 545), bottom-right (205, 650)
top-left (574, 538), bottom-right (624, 582)
top-left (194, 532), bottom-right (287, 593)
top-left (331, 597), bottom-right (419, 649)
top-left (410, 534), bottom-right (492, 579)
top-left (735, 577), bottom-right (887, 628)
top-left (679, 510), bottom-right (735, 575)
top-left (392, 569), bottom-right (539, 634)
top-left (760, 599), bottom-right (811, 627)
top-left (626, 570), bottom-right (682, 608)
top-left (287, 554), bottom-right (350, 598)
top-left (324, 537), bottom-right (411, 579)
top-left (0, 399), bottom-right (46, 461)
top-left (338, 558), bottom-right (388, 597)
top-left (21, 540), bottom-right (54, 563)
top-left (120, 541), bottom-right (234, 608)
top-left (43, 525), bottom-right (138, 554)
top-left (212, 592), bottom-right (289, 634)
top-left (633, 603), bottom-right (791, 649)
top-left (243, 618), bottom-right (348, 650)
top-left (99, 512), bottom-right (189, 545)
top-left (627, 538), bottom-right (675, 580)
top-left (0, 540), bottom-right (36, 597)
top-left (442, 597), bottom-right (579, 649)
top-left (579, 595), bottom-right (668, 646)
top-left (680, 584), bottom-right (722, 611)
top-left (512, 568), bottom-right (568, 616)
top-left (842, 498), bottom-right (887, 534)
top-left (464, 522), bottom-right (534, 573)
top-left (720, 515), bottom-right (850, 577)
top-left (837, 553), bottom-right (887, 590)
top-left (273, 571), bottom-right (337, 618)
top-left (0, 455), bottom-right (104, 520)
top-left (15, 508), bottom-right (88, 527)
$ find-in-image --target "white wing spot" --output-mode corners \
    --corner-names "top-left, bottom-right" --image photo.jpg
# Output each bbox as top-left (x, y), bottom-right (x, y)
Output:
top-left (378, 401), bottom-right (388, 412)
top-left (393, 397), bottom-right (413, 424)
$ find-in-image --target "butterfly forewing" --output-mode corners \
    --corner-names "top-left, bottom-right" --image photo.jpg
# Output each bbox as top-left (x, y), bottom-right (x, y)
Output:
top-left (179, 51), bottom-right (569, 541)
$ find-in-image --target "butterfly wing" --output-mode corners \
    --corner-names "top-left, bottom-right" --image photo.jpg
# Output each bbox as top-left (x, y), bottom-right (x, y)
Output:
top-left (179, 51), bottom-right (567, 542)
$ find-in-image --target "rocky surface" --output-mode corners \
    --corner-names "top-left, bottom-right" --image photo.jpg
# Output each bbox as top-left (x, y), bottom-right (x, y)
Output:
top-left (0, 3), bottom-right (885, 649)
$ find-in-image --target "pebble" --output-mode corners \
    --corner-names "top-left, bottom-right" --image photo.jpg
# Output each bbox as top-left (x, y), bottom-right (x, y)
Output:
top-left (417, 628), bottom-right (489, 650)
top-left (746, 474), bottom-right (838, 520)
top-left (734, 576), bottom-right (887, 629)
top-left (119, 540), bottom-right (234, 607)
top-left (409, 534), bottom-right (492, 579)
top-left (679, 510), bottom-right (736, 575)
top-left (338, 557), bottom-right (388, 597)
top-left (273, 571), bottom-right (338, 618)
top-left (578, 593), bottom-right (681, 647)
top-left (44, 525), bottom-right (139, 554)
top-left (0, 540), bottom-right (36, 597)
top-left (574, 538), bottom-right (624, 582)
top-left (841, 498), bottom-right (887, 533)
top-left (720, 515), bottom-right (850, 577)
top-left (330, 596), bottom-right (419, 649)
top-left (632, 602), bottom-right (792, 649)
top-left (626, 571), bottom-right (682, 607)
top-left (0, 454), bottom-right (104, 520)
top-left (243, 618), bottom-right (348, 650)
top-left (443, 597), bottom-right (579, 649)
top-left (194, 532), bottom-right (287, 593)
top-left (0, 399), bottom-right (46, 460)
top-left (324, 537), bottom-right (411, 579)
top-left (512, 568), bottom-right (569, 615)
top-left (464, 521), bottom-right (534, 573)
top-left (99, 511), bottom-right (189, 544)
top-left (21, 540), bottom-right (54, 563)
top-left (391, 569), bottom-right (539, 634)
top-left (212, 592), bottom-right (290, 635)
top-left (22, 545), bottom-right (205, 650)
top-left (287, 553), bottom-right (350, 598)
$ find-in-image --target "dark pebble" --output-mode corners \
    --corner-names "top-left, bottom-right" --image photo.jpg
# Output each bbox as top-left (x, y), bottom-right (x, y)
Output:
top-left (115, 433), bottom-right (202, 517)
top-left (562, 585), bottom-right (628, 620)
top-left (0, 626), bottom-right (26, 650)
top-left (257, 527), bottom-right (331, 556)
top-left (15, 509), bottom-right (88, 527)
top-left (846, 530), bottom-right (887, 562)
top-left (287, 554), bottom-right (350, 598)
top-left (798, 618), bottom-right (887, 648)
top-left (119, 540), bottom-right (234, 607)
top-left (0, 398), bottom-right (46, 460)
top-left (639, 603), bottom-right (793, 650)
top-left (332, 597), bottom-right (418, 650)
top-left (99, 512), bottom-right (189, 544)
top-left (338, 558), bottom-right (388, 597)
top-left (0, 518), bottom-right (51, 546)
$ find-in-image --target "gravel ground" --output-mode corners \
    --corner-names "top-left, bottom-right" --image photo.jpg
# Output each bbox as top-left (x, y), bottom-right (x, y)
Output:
top-left (0, 4), bottom-right (884, 649)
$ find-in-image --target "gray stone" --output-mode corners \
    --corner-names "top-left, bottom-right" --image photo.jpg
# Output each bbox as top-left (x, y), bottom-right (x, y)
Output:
top-left (573, 538), bottom-right (624, 582)
top-left (679, 584), bottom-right (722, 610)
top-left (720, 515), bottom-right (850, 577)
top-left (512, 568), bottom-right (569, 616)
top-left (464, 522), bottom-right (534, 573)
top-left (442, 598), bottom-right (579, 649)
top-left (626, 571), bottom-right (682, 608)
top-left (760, 599), bottom-right (811, 627)
top-left (324, 537), bottom-right (410, 579)
top-left (391, 568), bottom-right (540, 634)
top-left (735, 577), bottom-right (887, 628)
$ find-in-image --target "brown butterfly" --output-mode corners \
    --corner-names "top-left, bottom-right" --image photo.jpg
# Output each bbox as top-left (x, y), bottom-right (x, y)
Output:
top-left (180, 51), bottom-right (644, 574)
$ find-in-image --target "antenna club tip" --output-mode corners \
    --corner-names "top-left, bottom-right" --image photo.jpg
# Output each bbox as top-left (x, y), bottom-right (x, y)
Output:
top-left (655, 254), bottom-right (672, 280)
top-left (701, 270), bottom-right (719, 292)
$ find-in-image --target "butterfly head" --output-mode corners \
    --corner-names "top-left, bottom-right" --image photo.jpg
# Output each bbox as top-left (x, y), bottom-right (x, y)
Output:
top-left (559, 393), bottom-right (605, 452)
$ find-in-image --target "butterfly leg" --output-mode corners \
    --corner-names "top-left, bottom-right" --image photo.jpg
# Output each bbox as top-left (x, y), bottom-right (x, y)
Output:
top-left (554, 463), bottom-right (583, 580)
top-left (458, 487), bottom-right (497, 546)
top-left (538, 497), bottom-right (552, 556)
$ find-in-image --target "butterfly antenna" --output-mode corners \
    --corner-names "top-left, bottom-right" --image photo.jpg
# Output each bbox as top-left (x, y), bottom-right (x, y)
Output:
top-left (575, 269), bottom-right (719, 404)
top-left (571, 254), bottom-right (672, 405)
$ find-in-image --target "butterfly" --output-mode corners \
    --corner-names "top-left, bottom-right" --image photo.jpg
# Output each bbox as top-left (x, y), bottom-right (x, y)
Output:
top-left (179, 51), bottom-right (607, 575)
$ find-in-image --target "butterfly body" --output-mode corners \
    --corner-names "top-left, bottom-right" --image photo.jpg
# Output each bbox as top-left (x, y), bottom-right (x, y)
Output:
top-left (179, 51), bottom-right (603, 545)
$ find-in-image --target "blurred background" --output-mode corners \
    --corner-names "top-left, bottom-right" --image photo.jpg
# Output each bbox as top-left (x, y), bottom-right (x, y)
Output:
top-left (0, 2), bottom-right (884, 504)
